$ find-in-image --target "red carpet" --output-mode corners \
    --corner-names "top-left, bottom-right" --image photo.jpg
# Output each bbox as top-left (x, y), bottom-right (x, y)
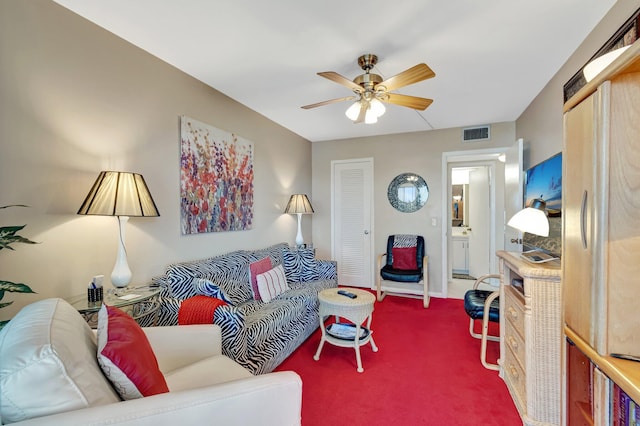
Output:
top-left (275, 293), bottom-right (520, 425)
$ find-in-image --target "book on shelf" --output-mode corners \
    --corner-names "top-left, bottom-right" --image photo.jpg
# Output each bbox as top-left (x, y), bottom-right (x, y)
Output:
top-left (611, 382), bottom-right (640, 425)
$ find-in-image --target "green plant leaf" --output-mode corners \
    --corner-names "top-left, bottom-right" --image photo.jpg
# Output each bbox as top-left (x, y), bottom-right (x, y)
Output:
top-left (0, 225), bottom-right (38, 250)
top-left (0, 281), bottom-right (35, 294)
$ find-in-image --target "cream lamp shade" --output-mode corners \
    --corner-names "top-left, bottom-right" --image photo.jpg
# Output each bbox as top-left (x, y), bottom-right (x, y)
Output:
top-left (78, 171), bottom-right (159, 288)
top-left (583, 45), bottom-right (631, 83)
top-left (507, 198), bottom-right (549, 237)
top-left (284, 194), bottom-right (314, 246)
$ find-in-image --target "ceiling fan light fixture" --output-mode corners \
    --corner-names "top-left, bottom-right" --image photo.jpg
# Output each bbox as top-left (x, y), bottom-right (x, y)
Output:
top-left (345, 101), bottom-right (361, 121)
top-left (369, 98), bottom-right (386, 117)
top-left (364, 108), bottom-right (378, 124)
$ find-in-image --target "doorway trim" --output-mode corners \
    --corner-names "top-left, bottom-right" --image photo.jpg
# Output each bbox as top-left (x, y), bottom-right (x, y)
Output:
top-left (441, 147), bottom-right (507, 298)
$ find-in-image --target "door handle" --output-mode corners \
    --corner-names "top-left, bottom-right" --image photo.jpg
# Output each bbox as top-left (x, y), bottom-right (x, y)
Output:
top-left (364, 230), bottom-right (369, 235)
top-left (580, 190), bottom-right (588, 249)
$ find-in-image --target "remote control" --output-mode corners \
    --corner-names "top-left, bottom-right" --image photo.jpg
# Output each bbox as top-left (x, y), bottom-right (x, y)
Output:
top-left (337, 290), bottom-right (357, 299)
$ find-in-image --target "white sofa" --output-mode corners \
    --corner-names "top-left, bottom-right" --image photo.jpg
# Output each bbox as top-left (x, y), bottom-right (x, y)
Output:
top-left (0, 298), bottom-right (302, 425)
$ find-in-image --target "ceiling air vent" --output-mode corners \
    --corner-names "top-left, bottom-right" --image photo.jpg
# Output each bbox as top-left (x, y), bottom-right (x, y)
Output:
top-left (462, 125), bottom-right (490, 142)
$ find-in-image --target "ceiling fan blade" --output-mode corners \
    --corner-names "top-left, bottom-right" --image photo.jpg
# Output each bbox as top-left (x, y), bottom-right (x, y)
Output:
top-left (301, 96), bottom-right (356, 109)
top-left (383, 93), bottom-right (433, 110)
top-left (377, 63), bottom-right (435, 92)
top-left (318, 71), bottom-right (363, 92)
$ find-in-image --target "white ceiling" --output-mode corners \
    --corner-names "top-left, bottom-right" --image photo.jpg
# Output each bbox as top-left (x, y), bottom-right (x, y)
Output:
top-left (53, 0), bottom-right (616, 142)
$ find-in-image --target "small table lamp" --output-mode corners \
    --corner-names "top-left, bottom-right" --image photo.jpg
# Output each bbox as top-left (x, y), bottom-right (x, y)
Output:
top-left (284, 194), bottom-right (314, 247)
top-left (78, 171), bottom-right (160, 288)
top-left (507, 197), bottom-right (549, 237)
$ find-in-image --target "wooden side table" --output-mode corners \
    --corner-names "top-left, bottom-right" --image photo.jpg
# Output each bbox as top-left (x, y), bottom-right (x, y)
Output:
top-left (66, 286), bottom-right (161, 328)
top-left (313, 288), bottom-right (378, 373)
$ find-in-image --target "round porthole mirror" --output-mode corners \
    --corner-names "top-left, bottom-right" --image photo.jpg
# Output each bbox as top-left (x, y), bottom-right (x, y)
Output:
top-left (387, 172), bottom-right (429, 213)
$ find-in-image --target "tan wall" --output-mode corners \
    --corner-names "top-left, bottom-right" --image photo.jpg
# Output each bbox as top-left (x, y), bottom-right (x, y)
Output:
top-left (517, 0), bottom-right (640, 168)
top-left (0, 1), bottom-right (312, 319)
top-left (311, 123), bottom-right (516, 294)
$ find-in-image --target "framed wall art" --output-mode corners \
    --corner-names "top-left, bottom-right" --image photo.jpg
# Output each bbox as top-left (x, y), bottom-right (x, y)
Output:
top-left (180, 116), bottom-right (254, 234)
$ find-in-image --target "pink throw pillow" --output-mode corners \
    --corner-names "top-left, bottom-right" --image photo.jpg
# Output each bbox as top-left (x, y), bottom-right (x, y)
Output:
top-left (250, 257), bottom-right (272, 300)
top-left (392, 247), bottom-right (418, 270)
top-left (97, 304), bottom-right (169, 400)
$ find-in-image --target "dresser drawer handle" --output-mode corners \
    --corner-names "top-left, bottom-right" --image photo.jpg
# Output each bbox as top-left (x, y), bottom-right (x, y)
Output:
top-left (508, 336), bottom-right (518, 350)
top-left (509, 365), bottom-right (519, 379)
top-left (508, 307), bottom-right (519, 319)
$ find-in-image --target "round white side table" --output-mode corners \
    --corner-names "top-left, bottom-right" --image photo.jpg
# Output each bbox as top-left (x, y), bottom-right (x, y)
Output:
top-left (313, 288), bottom-right (378, 373)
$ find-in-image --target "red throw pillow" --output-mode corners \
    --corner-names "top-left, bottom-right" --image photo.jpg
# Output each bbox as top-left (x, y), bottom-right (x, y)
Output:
top-left (178, 295), bottom-right (227, 325)
top-left (97, 304), bottom-right (169, 400)
top-left (250, 257), bottom-right (272, 300)
top-left (392, 247), bottom-right (418, 270)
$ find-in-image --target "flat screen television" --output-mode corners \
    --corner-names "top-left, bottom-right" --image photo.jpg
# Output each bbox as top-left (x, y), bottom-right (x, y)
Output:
top-left (522, 152), bottom-right (562, 258)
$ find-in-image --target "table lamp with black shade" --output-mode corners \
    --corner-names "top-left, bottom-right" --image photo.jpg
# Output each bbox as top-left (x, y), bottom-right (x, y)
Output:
top-left (78, 171), bottom-right (160, 288)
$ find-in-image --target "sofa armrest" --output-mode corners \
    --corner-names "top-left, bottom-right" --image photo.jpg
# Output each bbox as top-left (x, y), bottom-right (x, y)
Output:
top-left (13, 371), bottom-right (302, 426)
top-left (143, 325), bottom-right (223, 374)
top-left (317, 259), bottom-right (337, 280)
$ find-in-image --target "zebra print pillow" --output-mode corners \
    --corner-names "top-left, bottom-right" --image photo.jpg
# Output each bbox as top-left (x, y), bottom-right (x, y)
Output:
top-left (192, 278), bottom-right (227, 302)
top-left (282, 248), bottom-right (320, 283)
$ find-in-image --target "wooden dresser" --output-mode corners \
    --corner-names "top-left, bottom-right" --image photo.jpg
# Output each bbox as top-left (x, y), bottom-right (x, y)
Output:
top-left (497, 250), bottom-right (562, 426)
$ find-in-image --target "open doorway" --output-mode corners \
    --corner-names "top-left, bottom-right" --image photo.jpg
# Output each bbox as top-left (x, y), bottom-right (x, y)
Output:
top-left (441, 148), bottom-right (507, 299)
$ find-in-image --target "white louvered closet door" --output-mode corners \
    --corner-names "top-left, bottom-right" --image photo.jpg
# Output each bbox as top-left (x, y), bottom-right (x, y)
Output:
top-left (332, 158), bottom-right (373, 288)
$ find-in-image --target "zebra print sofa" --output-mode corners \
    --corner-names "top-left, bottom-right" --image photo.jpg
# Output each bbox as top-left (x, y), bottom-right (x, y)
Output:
top-left (153, 243), bottom-right (337, 375)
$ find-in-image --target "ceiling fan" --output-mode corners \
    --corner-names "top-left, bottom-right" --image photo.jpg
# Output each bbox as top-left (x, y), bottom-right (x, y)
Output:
top-left (301, 54), bottom-right (435, 124)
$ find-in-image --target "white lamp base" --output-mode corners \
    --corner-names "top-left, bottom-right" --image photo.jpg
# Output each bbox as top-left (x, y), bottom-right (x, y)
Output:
top-left (295, 213), bottom-right (304, 246)
top-left (111, 216), bottom-right (132, 288)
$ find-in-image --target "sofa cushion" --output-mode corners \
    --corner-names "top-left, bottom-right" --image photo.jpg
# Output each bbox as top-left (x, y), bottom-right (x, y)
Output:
top-left (0, 298), bottom-right (120, 423)
top-left (244, 297), bottom-right (306, 349)
top-left (97, 304), bottom-right (169, 400)
top-left (248, 242), bottom-right (288, 267)
top-left (282, 247), bottom-right (320, 283)
top-left (249, 257), bottom-right (273, 301)
top-left (164, 250), bottom-right (253, 301)
top-left (256, 264), bottom-right (289, 303)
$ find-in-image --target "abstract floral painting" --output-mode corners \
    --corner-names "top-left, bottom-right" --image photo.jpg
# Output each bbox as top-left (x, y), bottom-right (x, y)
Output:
top-left (180, 116), bottom-right (254, 234)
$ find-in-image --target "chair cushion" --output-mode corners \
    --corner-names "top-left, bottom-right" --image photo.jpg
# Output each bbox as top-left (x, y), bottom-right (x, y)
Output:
top-left (392, 246), bottom-right (417, 270)
top-left (385, 235), bottom-right (425, 270)
top-left (463, 289), bottom-right (500, 322)
top-left (164, 355), bottom-right (252, 392)
top-left (97, 304), bottom-right (169, 400)
top-left (0, 298), bottom-right (120, 424)
top-left (380, 264), bottom-right (423, 283)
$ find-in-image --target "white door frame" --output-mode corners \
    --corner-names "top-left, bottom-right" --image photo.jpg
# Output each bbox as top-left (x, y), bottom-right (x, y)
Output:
top-left (441, 148), bottom-right (506, 298)
top-left (331, 157), bottom-right (375, 288)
